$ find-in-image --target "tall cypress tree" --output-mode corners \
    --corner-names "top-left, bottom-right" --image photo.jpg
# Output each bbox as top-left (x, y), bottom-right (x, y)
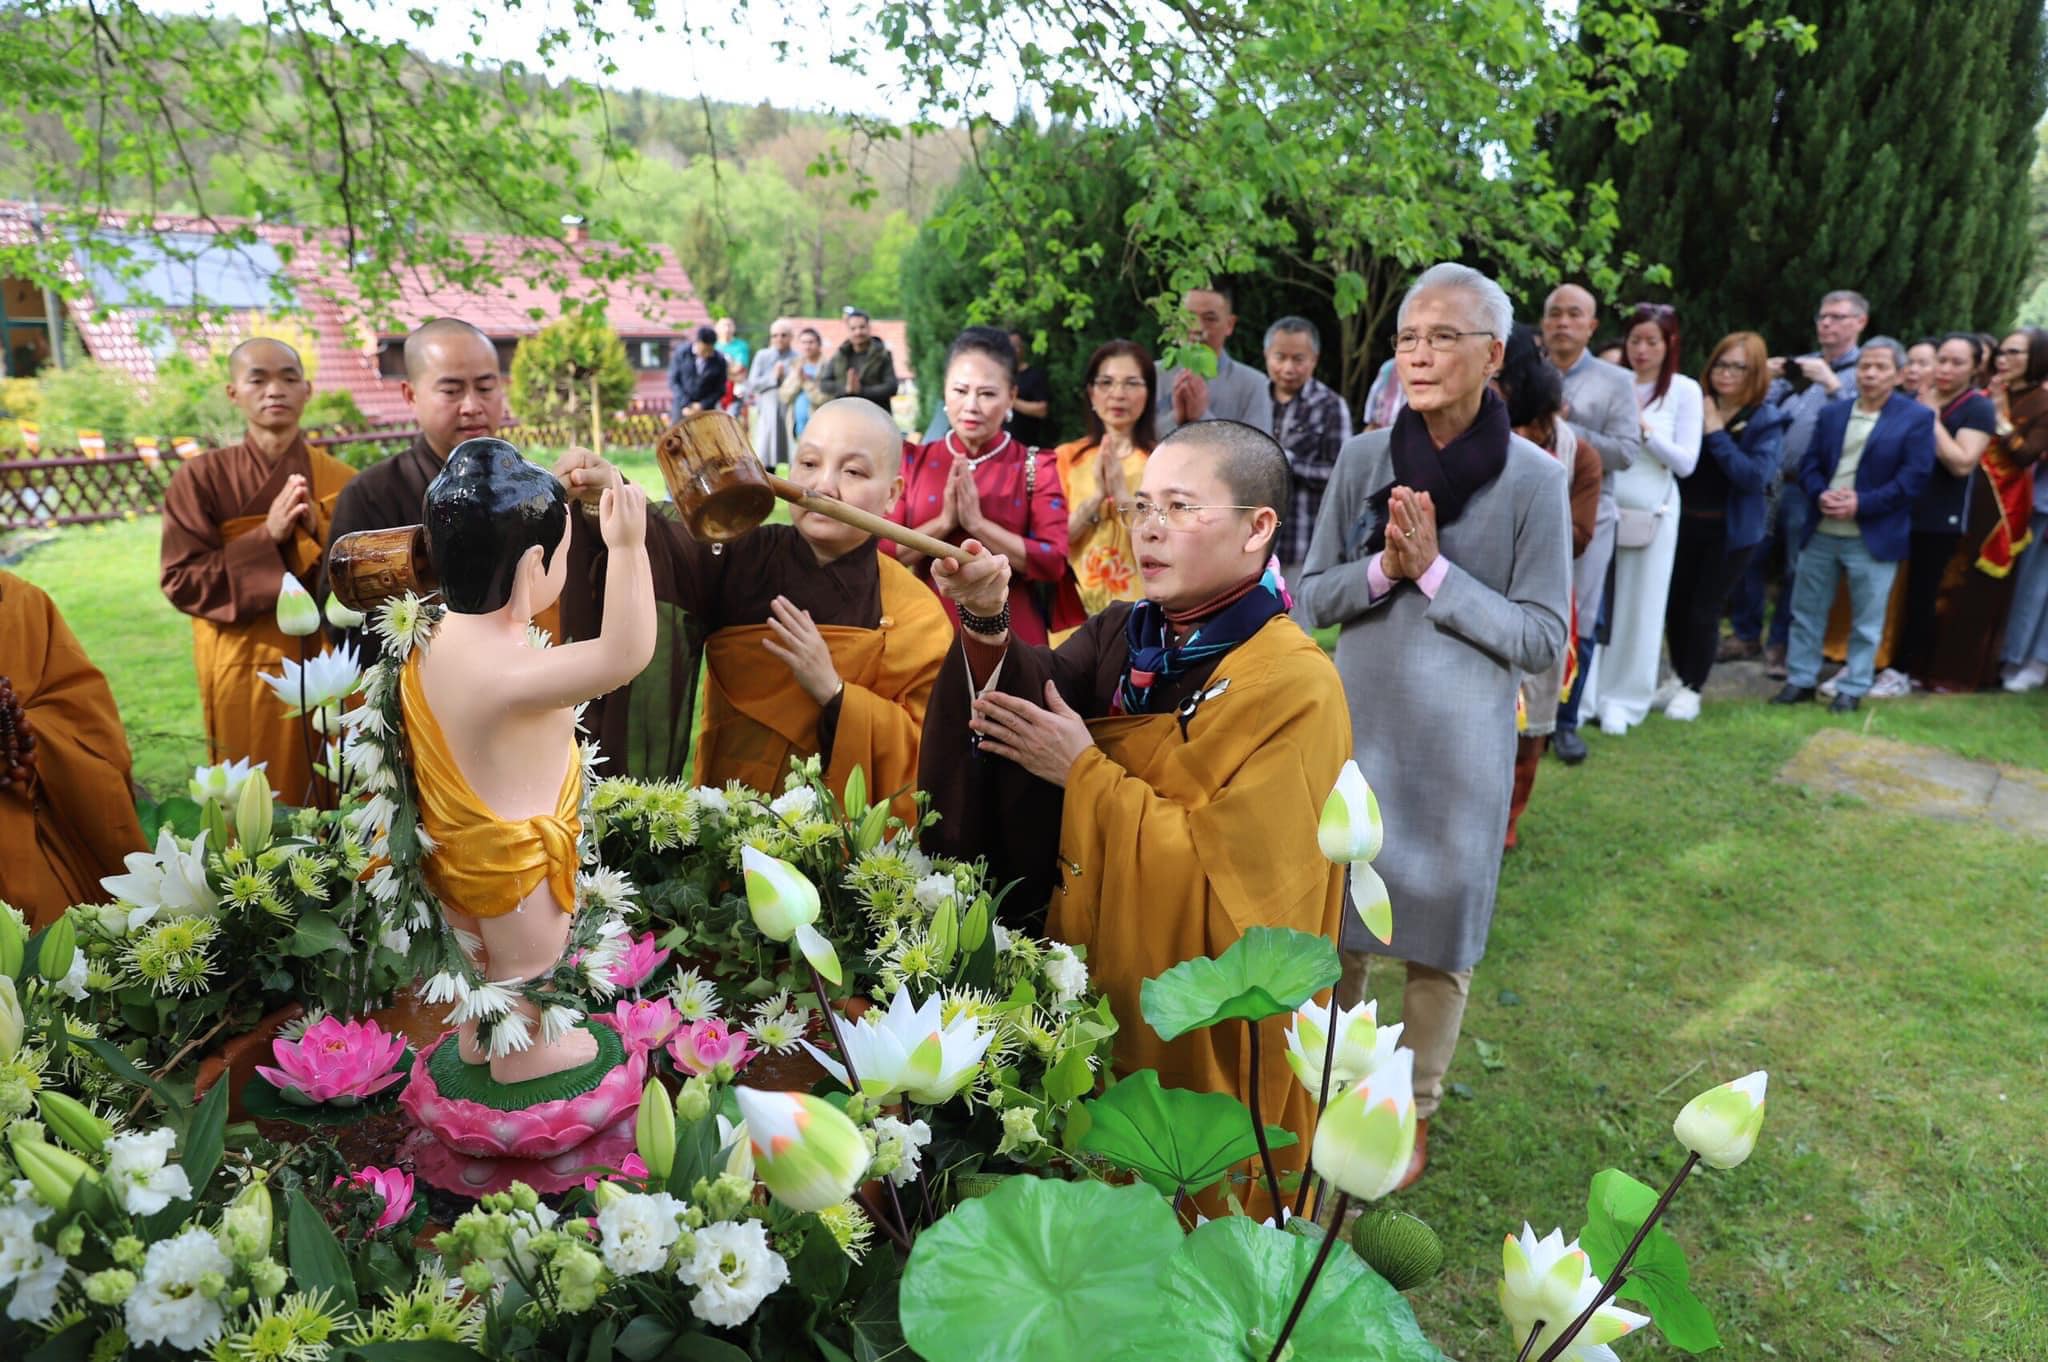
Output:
top-left (1552, 1), bottom-right (2047, 356)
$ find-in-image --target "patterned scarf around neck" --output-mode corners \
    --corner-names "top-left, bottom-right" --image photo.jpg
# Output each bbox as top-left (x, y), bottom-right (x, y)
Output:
top-left (1358, 387), bottom-right (1512, 555)
top-left (1115, 558), bottom-right (1289, 715)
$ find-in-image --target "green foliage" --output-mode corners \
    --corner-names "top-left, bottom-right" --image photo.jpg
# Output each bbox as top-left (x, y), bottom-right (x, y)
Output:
top-left (1077, 1068), bottom-right (1296, 1197)
top-left (848, 210), bottom-right (918, 318)
top-left (303, 388), bottom-right (366, 433)
top-left (1581, 1168), bottom-right (1721, 1353)
top-left (1551, 0), bottom-right (2042, 347)
top-left (1139, 925), bottom-right (1340, 1042)
top-left (32, 360), bottom-right (145, 448)
top-left (508, 312), bottom-right (636, 424)
top-left (141, 353), bottom-right (242, 445)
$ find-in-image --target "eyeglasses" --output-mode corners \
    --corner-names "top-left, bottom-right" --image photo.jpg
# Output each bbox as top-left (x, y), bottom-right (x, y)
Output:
top-left (1394, 328), bottom-right (1494, 353)
top-left (1710, 359), bottom-right (1751, 373)
top-left (1090, 377), bottom-right (1148, 393)
top-left (1815, 311), bottom-right (1862, 323)
top-left (1117, 499), bottom-right (1259, 530)
top-left (1998, 346), bottom-right (2030, 358)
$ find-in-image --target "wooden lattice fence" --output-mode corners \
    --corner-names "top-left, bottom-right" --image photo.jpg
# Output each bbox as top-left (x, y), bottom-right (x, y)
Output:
top-left (0, 451), bottom-right (184, 531)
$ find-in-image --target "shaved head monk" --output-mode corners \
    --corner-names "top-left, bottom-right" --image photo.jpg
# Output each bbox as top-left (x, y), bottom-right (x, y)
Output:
top-left (919, 419), bottom-right (1351, 1219)
top-left (564, 397), bottom-right (950, 806)
top-left (0, 570), bottom-right (147, 926)
top-left (325, 318), bottom-right (547, 666)
top-left (160, 337), bottom-right (356, 804)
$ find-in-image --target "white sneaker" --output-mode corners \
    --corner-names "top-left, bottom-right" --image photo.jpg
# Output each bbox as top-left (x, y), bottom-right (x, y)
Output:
top-left (1664, 687), bottom-right (1702, 721)
top-left (1818, 671), bottom-right (1840, 698)
top-left (1652, 677), bottom-right (1684, 711)
top-left (2006, 661), bottom-right (2048, 693)
top-left (1868, 668), bottom-right (1911, 700)
top-left (1598, 705), bottom-right (1631, 736)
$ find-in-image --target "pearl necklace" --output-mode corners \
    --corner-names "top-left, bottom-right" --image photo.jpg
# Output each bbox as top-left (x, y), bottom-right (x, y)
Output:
top-left (947, 430), bottom-right (1015, 469)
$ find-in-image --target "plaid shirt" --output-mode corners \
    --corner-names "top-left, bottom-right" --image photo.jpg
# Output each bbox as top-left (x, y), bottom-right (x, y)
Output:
top-left (1272, 375), bottom-right (1354, 566)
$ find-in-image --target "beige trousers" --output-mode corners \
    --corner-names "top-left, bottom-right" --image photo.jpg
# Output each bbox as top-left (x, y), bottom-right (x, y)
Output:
top-left (1337, 950), bottom-right (1473, 1121)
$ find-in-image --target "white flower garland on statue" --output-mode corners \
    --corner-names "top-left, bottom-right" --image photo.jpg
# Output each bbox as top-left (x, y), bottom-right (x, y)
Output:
top-left (350, 595), bottom-right (633, 1061)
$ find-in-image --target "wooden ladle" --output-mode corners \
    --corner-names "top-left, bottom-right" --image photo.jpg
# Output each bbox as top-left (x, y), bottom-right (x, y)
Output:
top-left (656, 410), bottom-right (958, 559)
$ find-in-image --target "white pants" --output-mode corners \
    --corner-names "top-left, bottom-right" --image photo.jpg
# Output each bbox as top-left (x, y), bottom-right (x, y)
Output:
top-left (1586, 478), bottom-right (1679, 726)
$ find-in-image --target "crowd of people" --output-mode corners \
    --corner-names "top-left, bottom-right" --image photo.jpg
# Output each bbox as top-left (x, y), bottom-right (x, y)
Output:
top-left (4, 262), bottom-right (2040, 1209)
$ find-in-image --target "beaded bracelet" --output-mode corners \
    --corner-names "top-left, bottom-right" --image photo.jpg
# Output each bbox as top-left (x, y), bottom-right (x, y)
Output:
top-left (958, 599), bottom-right (1011, 636)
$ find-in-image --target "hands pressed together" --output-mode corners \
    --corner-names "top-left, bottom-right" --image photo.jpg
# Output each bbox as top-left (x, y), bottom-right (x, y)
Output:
top-left (1818, 488), bottom-right (1859, 520)
top-left (1380, 486), bottom-right (1440, 580)
top-left (265, 474), bottom-right (312, 543)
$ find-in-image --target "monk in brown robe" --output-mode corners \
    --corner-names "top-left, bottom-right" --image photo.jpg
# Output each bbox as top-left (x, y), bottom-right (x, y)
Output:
top-left (0, 570), bottom-right (147, 926)
top-left (921, 420), bottom-right (1350, 1218)
top-left (569, 398), bottom-right (951, 815)
top-left (160, 339), bottom-right (355, 804)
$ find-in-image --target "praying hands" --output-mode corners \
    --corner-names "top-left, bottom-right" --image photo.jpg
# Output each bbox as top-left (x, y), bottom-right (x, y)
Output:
top-left (1381, 486), bottom-right (1441, 580)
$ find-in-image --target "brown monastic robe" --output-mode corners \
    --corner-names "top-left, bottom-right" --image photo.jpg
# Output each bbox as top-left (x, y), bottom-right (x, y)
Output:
top-left (160, 436), bottom-right (355, 805)
top-left (920, 607), bottom-right (1350, 1219)
top-left (566, 520), bottom-right (950, 810)
top-left (0, 571), bottom-right (147, 926)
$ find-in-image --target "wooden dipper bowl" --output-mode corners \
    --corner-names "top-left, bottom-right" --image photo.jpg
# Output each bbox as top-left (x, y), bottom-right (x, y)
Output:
top-left (656, 410), bottom-right (959, 559)
top-left (327, 524), bottom-right (438, 613)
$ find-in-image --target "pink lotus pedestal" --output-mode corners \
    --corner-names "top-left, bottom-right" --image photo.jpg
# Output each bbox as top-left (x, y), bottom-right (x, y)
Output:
top-left (399, 1016), bottom-right (648, 1198)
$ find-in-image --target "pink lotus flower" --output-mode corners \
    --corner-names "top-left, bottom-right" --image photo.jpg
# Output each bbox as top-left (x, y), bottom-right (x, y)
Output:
top-left (668, 1018), bottom-right (757, 1077)
top-left (609, 996), bottom-right (681, 1053)
top-left (255, 1016), bottom-right (408, 1106)
top-left (609, 933), bottom-right (673, 992)
top-left (582, 1151), bottom-right (649, 1194)
top-left (339, 1165), bottom-right (415, 1231)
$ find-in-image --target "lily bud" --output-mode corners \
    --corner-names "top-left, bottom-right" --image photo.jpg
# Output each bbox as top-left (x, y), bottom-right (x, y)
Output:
top-left (36, 913), bottom-right (77, 983)
top-left (234, 768), bottom-right (275, 854)
top-left (0, 976), bottom-right (23, 1061)
top-left (740, 845), bottom-right (842, 985)
top-left (11, 1133), bottom-right (102, 1213)
top-left (1318, 760), bottom-right (1384, 864)
top-left (634, 1077), bottom-right (676, 1183)
top-left (325, 593), bottom-right (366, 631)
top-left (732, 1087), bottom-right (872, 1213)
top-left (1673, 1070), bottom-right (1768, 1170)
top-left (38, 1091), bottom-right (113, 1156)
top-left (275, 572), bottom-right (321, 637)
top-left (1309, 1049), bottom-right (1417, 1203)
top-left (217, 1176), bottom-right (275, 1263)
top-left (0, 906), bottom-right (24, 976)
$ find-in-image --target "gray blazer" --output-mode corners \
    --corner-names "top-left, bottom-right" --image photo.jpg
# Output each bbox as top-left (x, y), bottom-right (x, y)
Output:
top-left (1156, 350), bottom-right (1275, 437)
top-left (1560, 352), bottom-right (1642, 480)
top-left (1296, 427), bottom-right (1572, 970)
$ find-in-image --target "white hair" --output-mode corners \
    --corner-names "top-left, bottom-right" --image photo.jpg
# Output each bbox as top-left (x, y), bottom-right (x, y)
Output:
top-left (1398, 263), bottom-right (1513, 343)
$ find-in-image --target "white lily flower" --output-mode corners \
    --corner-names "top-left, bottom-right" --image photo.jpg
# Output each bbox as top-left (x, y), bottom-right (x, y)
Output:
top-left (100, 828), bottom-right (217, 927)
top-left (1318, 759), bottom-right (1384, 863)
top-left (260, 643), bottom-right (362, 717)
top-left (1499, 1223), bottom-right (1651, 1362)
top-left (1310, 1048), bottom-right (1417, 1202)
top-left (188, 758), bottom-right (266, 808)
top-left (1284, 997), bottom-right (1404, 1096)
top-left (798, 983), bottom-right (994, 1105)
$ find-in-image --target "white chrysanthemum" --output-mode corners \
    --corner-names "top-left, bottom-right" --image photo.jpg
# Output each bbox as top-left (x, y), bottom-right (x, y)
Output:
top-left (366, 863), bottom-right (400, 905)
top-left (677, 1218), bottom-right (790, 1329)
top-left (450, 979), bottom-right (519, 1024)
top-left (767, 785), bottom-right (818, 821)
top-left (353, 794), bottom-right (397, 842)
top-left (487, 1010), bottom-right (534, 1058)
top-left (422, 972), bottom-right (470, 1009)
top-left (670, 969), bottom-right (719, 1023)
top-left (577, 867), bottom-right (637, 914)
top-left (414, 823), bottom-right (439, 856)
top-left (53, 947), bottom-right (89, 1002)
top-left (872, 1115), bottom-right (932, 1188)
top-left (991, 923), bottom-right (1015, 954)
top-left (1043, 943), bottom-right (1089, 1006)
top-left (0, 1198), bottom-right (64, 1323)
top-left (911, 873), bottom-right (956, 911)
top-left (450, 925), bottom-right (484, 962)
top-left (379, 923), bottom-right (412, 955)
top-left (127, 1227), bottom-right (231, 1350)
top-left (689, 786), bottom-right (731, 818)
top-left (106, 1127), bottom-right (194, 1215)
top-left (373, 595), bottom-right (432, 660)
top-left (596, 1191), bottom-right (686, 1276)
top-left (525, 624), bottom-right (554, 650)
top-left (540, 1005), bottom-right (582, 1046)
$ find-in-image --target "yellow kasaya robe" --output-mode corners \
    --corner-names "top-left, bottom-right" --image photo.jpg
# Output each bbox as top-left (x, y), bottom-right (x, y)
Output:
top-left (160, 437), bottom-right (355, 805)
top-left (921, 608), bottom-right (1350, 1220)
top-left (0, 571), bottom-right (148, 926)
top-left (698, 555), bottom-right (950, 823)
top-left (399, 654), bottom-right (581, 919)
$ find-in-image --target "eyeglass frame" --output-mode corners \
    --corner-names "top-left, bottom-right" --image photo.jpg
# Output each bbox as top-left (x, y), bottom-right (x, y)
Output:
top-left (1089, 376), bottom-right (1150, 393)
top-left (1116, 499), bottom-right (1263, 530)
top-left (1393, 328), bottom-right (1496, 353)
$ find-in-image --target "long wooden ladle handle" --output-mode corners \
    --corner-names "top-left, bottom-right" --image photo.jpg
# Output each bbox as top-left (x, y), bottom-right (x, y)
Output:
top-left (762, 472), bottom-right (963, 560)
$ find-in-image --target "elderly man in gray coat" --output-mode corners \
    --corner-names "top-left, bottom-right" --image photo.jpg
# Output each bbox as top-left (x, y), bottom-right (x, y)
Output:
top-left (1296, 262), bottom-right (1573, 1190)
top-left (746, 319), bottom-right (798, 469)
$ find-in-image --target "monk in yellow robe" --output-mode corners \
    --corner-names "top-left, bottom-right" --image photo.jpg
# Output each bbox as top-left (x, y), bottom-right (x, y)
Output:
top-left (920, 420), bottom-right (1349, 1218)
top-left (0, 570), bottom-right (148, 926)
top-left (571, 399), bottom-right (950, 819)
top-left (160, 339), bottom-right (354, 804)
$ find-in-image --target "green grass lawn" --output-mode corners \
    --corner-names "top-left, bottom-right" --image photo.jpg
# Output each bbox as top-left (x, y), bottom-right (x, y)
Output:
top-left (7, 482), bottom-right (2046, 1361)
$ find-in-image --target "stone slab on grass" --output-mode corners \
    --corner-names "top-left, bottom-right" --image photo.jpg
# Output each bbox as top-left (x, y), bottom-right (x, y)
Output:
top-left (1779, 727), bottom-right (2048, 839)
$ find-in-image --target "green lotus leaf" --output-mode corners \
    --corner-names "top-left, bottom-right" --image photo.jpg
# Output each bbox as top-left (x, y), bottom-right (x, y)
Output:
top-left (1078, 1069), bottom-right (1297, 1196)
top-left (900, 1177), bottom-right (1182, 1361)
top-left (1151, 1215), bottom-right (1447, 1361)
top-left (1141, 926), bottom-right (1341, 1042)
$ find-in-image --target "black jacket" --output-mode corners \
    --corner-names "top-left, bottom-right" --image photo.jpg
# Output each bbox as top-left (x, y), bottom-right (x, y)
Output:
top-left (667, 347), bottom-right (729, 419)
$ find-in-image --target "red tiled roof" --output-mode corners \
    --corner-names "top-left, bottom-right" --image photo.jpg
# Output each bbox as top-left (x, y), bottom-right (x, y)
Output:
top-left (781, 316), bottom-right (913, 382)
top-left (0, 203), bottom-right (710, 425)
